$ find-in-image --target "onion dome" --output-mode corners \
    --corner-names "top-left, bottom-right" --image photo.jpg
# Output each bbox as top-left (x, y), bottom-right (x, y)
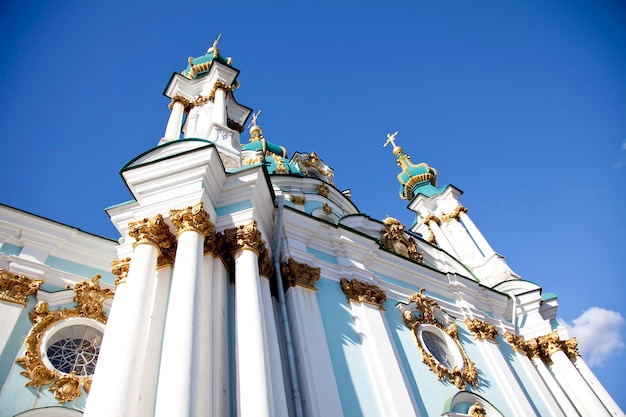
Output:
top-left (182, 34), bottom-right (232, 79)
top-left (241, 111), bottom-right (299, 175)
top-left (384, 132), bottom-right (443, 200)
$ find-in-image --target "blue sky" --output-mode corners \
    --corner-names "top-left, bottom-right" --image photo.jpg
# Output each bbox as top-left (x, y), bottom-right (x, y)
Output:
top-left (2, 0), bottom-right (625, 410)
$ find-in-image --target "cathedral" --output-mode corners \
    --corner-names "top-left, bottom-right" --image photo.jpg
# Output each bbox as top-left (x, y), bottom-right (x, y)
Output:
top-left (0, 39), bottom-right (623, 417)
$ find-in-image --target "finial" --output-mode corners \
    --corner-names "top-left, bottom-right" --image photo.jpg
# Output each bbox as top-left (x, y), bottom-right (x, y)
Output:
top-left (384, 131), bottom-right (403, 156)
top-left (248, 110), bottom-right (262, 129)
top-left (207, 34), bottom-right (222, 54)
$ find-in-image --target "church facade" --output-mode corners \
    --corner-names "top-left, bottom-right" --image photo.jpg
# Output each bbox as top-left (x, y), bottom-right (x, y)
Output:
top-left (0, 41), bottom-right (622, 417)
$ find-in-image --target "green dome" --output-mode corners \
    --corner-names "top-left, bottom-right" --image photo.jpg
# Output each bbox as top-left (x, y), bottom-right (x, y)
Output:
top-left (182, 36), bottom-right (232, 79)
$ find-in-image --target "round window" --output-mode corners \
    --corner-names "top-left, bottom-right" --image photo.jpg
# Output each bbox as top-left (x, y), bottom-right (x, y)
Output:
top-left (41, 318), bottom-right (104, 377)
top-left (419, 324), bottom-right (464, 370)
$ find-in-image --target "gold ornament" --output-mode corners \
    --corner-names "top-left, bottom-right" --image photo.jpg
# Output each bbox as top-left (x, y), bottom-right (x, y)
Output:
top-left (465, 318), bottom-right (498, 341)
top-left (340, 278), bottom-right (386, 309)
top-left (281, 258), bottom-right (321, 291)
top-left (380, 217), bottom-right (424, 263)
top-left (0, 269), bottom-right (43, 306)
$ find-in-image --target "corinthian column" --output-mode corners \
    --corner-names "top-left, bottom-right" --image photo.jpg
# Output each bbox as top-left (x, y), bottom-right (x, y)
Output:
top-left (85, 214), bottom-right (176, 417)
top-left (155, 203), bottom-right (215, 417)
top-left (163, 95), bottom-right (191, 141)
top-left (225, 221), bottom-right (273, 417)
top-left (539, 332), bottom-right (611, 417)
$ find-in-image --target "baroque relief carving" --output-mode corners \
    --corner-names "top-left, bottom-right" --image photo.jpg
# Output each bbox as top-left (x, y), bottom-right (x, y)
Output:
top-left (290, 195), bottom-right (306, 205)
top-left (128, 214), bottom-right (177, 267)
top-left (402, 289), bottom-right (478, 389)
top-left (380, 217), bottom-right (424, 263)
top-left (111, 257), bottom-right (131, 287)
top-left (440, 205), bottom-right (468, 223)
top-left (281, 258), bottom-right (321, 291)
top-left (16, 275), bottom-right (113, 403)
top-left (0, 269), bottom-right (43, 306)
top-left (224, 221), bottom-right (274, 278)
top-left (469, 402), bottom-right (487, 417)
top-left (504, 331), bottom-right (580, 364)
top-left (465, 317), bottom-right (498, 341)
top-left (339, 278), bottom-right (386, 309)
top-left (170, 203), bottom-right (215, 237)
top-left (317, 183), bottom-right (329, 197)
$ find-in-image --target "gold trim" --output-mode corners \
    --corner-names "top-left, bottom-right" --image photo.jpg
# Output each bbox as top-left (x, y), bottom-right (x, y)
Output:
top-left (111, 258), bottom-right (131, 287)
top-left (281, 258), bottom-right (321, 291)
top-left (339, 278), bottom-right (386, 309)
top-left (16, 275), bottom-right (113, 403)
top-left (290, 195), bottom-right (306, 205)
top-left (402, 289), bottom-right (478, 389)
top-left (170, 202), bottom-right (215, 237)
top-left (380, 217), bottom-right (424, 263)
top-left (504, 331), bottom-right (579, 364)
top-left (224, 221), bottom-right (274, 278)
top-left (465, 318), bottom-right (498, 341)
top-left (128, 214), bottom-right (177, 267)
top-left (423, 213), bottom-right (441, 226)
top-left (168, 95), bottom-right (194, 112)
top-left (317, 183), bottom-right (329, 197)
top-left (322, 203), bottom-right (332, 215)
top-left (0, 269), bottom-right (43, 306)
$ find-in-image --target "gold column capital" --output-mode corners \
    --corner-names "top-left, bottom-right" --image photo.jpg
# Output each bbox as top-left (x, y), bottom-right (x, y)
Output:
top-left (340, 278), bottom-right (386, 309)
top-left (168, 94), bottom-right (194, 112)
top-left (170, 202), bottom-right (215, 237)
top-left (128, 214), bottom-right (177, 267)
top-left (465, 317), bottom-right (498, 341)
top-left (224, 221), bottom-right (266, 255)
top-left (0, 269), bottom-right (43, 306)
top-left (423, 213), bottom-right (441, 226)
top-left (281, 258), bottom-right (321, 291)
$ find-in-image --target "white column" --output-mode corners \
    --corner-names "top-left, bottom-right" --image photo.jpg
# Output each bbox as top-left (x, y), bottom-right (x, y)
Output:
top-left (458, 211), bottom-right (495, 257)
top-left (341, 278), bottom-right (418, 416)
top-left (211, 259), bottom-right (230, 417)
top-left (542, 334), bottom-right (610, 417)
top-left (466, 330), bottom-right (536, 416)
top-left (213, 87), bottom-right (226, 125)
top-left (196, 255), bottom-right (214, 416)
top-left (164, 97), bottom-right (187, 141)
top-left (234, 248), bottom-right (272, 417)
top-left (573, 357), bottom-right (625, 417)
top-left (529, 355), bottom-right (579, 417)
top-left (286, 285), bottom-right (344, 417)
top-left (259, 275), bottom-right (289, 417)
top-left (155, 203), bottom-right (213, 417)
top-left (426, 217), bottom-right (459, 258)
top-left (135, 266), bottom-right (172, 417)
top-left (85, 214), bottom-right (170, 417)
top-left (0, 300), bottom-right (23, 356)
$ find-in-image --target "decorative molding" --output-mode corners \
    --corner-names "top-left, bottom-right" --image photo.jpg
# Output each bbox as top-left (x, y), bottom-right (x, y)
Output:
top-left (465, 318), bottom-right (498, 341)
top-left (290, 195), bottom-right (306, 205)
top-left (128, 214), bottom-right (177, 267)
top-left (317, 183), bottom-right (329, 197)
top-left (111, 257), bottom-right (131, 287)
top-left (402, 289), bottom-right (478, 389)
top-left (0, 269), bottom-right (43, 306)
top-left (281, 258), bottom-right (320, 291)
top-left (322, 203), bottom-right (332, 215)
top-left (208, 80), bottom-right (238, 102)
top-left (380, 217), bottom-right (424, 263)
top-left (224, 221), bottom-right (265, 255)
top-left (440, 205), bottom-right (468, 223)
top-left (504, 331), bottom-right (580, 364)
top-left (168, 94), bottom-right (194, 112)
top-left (170, 203), bottom-right (215, 237)
top-left (224, 221), bottom-right (274, 278)
top-left (16, 275), bottom-right (113, 403)
top-left (242, 155), bottom-right (264, 166)
top-left (423, 213), bottom-right (441, 226)
top-left (339, 278), bottom-right (386, 309)
top-left (274, 157), bottom-right (289, 174)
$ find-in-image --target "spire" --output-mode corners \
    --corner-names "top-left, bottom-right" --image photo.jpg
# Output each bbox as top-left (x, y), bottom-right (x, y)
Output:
top-left (384, 131), bottom-right (441, 201)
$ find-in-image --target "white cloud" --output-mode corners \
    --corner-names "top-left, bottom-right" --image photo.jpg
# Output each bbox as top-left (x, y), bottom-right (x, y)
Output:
top-left (567, 307), bottom-right (625, 367)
